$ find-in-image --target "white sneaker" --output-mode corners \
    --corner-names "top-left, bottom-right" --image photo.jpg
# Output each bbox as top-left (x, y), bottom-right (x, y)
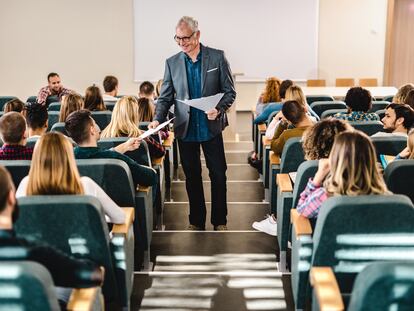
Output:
top-left (252, 215), bottom-right (277, 236)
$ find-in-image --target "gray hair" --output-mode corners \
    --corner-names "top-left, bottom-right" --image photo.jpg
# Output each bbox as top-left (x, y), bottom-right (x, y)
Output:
top-left (176, 16), bottom-right (199, 32)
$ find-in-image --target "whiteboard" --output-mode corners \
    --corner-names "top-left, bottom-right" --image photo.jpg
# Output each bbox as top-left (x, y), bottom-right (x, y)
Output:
top-left (133, 0), bottom-right (319, 82)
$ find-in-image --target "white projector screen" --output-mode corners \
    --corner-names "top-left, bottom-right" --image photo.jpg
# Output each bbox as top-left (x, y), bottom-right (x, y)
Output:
top-left (133, 0), bottom-right (319, 82)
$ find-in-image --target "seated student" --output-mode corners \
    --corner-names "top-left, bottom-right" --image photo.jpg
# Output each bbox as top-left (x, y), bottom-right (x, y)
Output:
top-left (0, 112), bottom-right (33, 160)
top-left (396, 129), bottom-right (414, 160)
top-left (36, 72), bottom-right (72, 105)
top-left (59, 93), bottom-right (84, 122)
top-left (254, 79), bottom-right (293, 124)
top-left (333, 87), bottom-right (379, 121)
top-left (0, 165), bottom-right (104, 305)
top-left (101, 96), bottom-right (165, 159)
top-left (252, 118), bottom-right (350, 235)
top-left (270, 100), bottom-right (314, 155)
top-left (372, 103), bottom-right (414, 137)
top-left (84, 85), bottom-right (107, 111)
top-left (393, 83), bottom-right (414, 104)
top-left (65, 110), bottom-right (157, 187)
top-left (16, 132), bottom-right (125, 224)
top-left (255, 77), bottom-right (282, 116)
top-left (297, 131), bottom-right (389, 219)
top-left (102, 75), bottom-right (119, 101)
top-left (155, 79), bottom-right (163, 101)
top-left (3, 98), bottom-right (26, 115)
top-left (25, 103), bottom-right (48, 138)
top-left (404, 89), bottom-right (414, 110)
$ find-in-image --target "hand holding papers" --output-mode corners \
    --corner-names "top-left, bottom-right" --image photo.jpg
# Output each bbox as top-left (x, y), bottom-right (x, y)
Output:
top-left (176, 93), bottom-right (224, 112)
top-left (139, 118), bottom-right (174, 139)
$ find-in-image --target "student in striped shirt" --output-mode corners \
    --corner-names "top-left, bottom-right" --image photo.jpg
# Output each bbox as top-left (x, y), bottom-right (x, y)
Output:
top-left (297, 131), bottom-right (390, 219)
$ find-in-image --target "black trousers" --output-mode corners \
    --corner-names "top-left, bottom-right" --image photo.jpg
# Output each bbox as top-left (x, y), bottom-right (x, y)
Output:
top-left (178, 133), bottom-right (227, 228)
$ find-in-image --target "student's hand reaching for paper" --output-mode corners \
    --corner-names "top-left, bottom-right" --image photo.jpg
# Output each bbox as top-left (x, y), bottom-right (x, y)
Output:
top-left (148, 121), bottom-right (160, 129)
top-left (114, 138), bottom-right (141, 154)
top-left (205, 108), bottom-right (219, 120)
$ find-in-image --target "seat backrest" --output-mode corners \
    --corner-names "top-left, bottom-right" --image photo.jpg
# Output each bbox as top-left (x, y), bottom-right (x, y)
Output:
top-left (0, 96), bottom-right (17, 110)
top-left (306, 79), bottom-right (326, 87)
top-left (371, 136), bottom-right (407, 160)
top-left (348, 262), bottom-right (414, 311)
top-left (369, 101), bottom-right (390, 112)
top-left (47, 111), bottom-right (59, 130)
top-left (280, 137), bottom-right (305, 173)
top-left (306, 95), bottom-right (335, 105)
top-left (335, 78), bottom-right (355, 87)
top-left (138, 121), bottom-right (150, 131)
top-left (26, 96), bottom-right (37, 103)
top-left (320, 109), bottom-right (347, 119)
top-left (26, 137), bottom-right (39, 148)
top-left (375, 109), bottom-right (386, 120)
top-left (310, 101), bottom-right (347, 117)
top-left (0, 160), bottom-right (31, 188)
top-left (359, 78), bottom-right (378, 87)
top-left (383, 95), bottom-right (394, 102)
top-left (47, 102), bottom-right (61, 111)
top-left (384, 159), bottom-right (414, 203)
top-left (15, 195), bottom-right (119, 303)
top-left (45, 96), bottom-right (59, 107)
top-left (349, 121), bottom-right (384, 136)
top-left (312, 195), bottom-right (414, 276)
top-left (0, 261), bottom-right (60, 310)
top-left (97, 138), bottom-right (151, 166)
top-left (104, 101), bottom-right (117, 111)
top-left (292, 160), bottom-right (319, 207)
top-left (91, 111), bottom-right (112, 130)
top-left (50, 122), bottom-right (67, 135)
top-left (76, 158), bottom-right (135, 206)
top-left (266, 110), bottom-right (279, 125)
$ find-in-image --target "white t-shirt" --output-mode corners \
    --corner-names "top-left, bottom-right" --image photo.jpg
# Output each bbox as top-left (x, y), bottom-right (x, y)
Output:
top-left (16, 176), bottom-right (125, 224)
top-left (371, 131), bottom-right (408, 138)
top-left (102, 94), bottom-right (118, 101)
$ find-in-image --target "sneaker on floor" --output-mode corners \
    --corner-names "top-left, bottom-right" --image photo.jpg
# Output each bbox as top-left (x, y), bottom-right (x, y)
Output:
top-left (214, 225), bottom-right (228, 231)
top-left (187, 224), bottom-right (205, 231)
top-left (252, 215), bottom-right (277, 236)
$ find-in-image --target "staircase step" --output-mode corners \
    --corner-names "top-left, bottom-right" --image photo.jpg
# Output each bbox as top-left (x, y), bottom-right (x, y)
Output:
top-left (223, 141), bottom-right (253, 150)
top-left (201, 151), bottom-right (250, 164)
top-left (163, 202), bottom-right (269, 230)
top-left (170, 180), bottom-right (264, 202)
top-left (177, 164), bottom-right (259, 181)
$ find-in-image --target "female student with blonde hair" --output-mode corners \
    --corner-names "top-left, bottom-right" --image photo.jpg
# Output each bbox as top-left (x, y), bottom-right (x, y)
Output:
top-left (297, 130), bottom-right (390, 218)
top-left (16, 132), bottom-right (125, 224)
top-left (59, 93), bottom-right (84, 122)
top-left (101, 96), bottom-right (165, 159)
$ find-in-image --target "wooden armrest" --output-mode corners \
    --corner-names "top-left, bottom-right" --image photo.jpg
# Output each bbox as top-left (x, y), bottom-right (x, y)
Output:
top-left (163, 132), bottom-right (174, 147)
top-left (152, 156), bottom-right (164, 166)
top-left (269, 151), bottom-right (281, 165)
top-left (310, 267), bottom-right (344, 311)
top-left (291, 209), bottom-right (313, 238)
top-left (277, 174), bottom-right (293, 192)
top-left (258, 123), bottom-right (267, 132)
top-left (112, 208), bottom-right (135, 234)
top-left (262, 136), bottom-right (271, 146)
top-left (67, 287), bottom-right (100, 311)
top-left (137, 185), bottom-right (150, 193)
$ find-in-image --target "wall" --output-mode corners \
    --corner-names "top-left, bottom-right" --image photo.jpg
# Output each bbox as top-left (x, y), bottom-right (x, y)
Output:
top-left (0, 0), bottom-right (388, 111)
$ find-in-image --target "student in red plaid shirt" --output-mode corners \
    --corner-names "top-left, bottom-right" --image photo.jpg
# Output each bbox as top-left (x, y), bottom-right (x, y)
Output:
top-left (36, 72), bottom-right (72, 105)
top-left (0, 112), bottom-right (33, 160)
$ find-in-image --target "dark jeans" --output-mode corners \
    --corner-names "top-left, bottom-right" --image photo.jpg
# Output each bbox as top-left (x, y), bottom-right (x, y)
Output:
top-left (178, 133), bottom-right (227, 228)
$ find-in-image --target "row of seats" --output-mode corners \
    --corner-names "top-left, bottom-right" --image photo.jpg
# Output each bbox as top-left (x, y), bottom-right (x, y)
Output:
top-left (307, 78), bottom-right (379, 87)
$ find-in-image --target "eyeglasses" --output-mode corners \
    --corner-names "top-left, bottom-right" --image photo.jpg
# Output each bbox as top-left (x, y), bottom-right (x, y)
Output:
top-left (174, 31), bottom-right (195, 43)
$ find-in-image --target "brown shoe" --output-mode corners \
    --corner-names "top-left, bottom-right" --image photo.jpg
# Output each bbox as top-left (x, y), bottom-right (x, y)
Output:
top-left (187, 224), bottom-right (204, 231)
top-left (214, 225), bottom-right (228, 231)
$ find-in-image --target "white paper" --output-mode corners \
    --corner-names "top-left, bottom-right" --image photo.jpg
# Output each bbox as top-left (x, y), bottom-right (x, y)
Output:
top-left (139, 118), bottom-right (175, 139)
top-left (176, 93), bottom-right (224, 112)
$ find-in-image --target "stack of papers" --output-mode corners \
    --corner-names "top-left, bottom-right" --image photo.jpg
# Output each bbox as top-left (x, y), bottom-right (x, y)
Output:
top-left (176, 93), bottom-right (224, 112)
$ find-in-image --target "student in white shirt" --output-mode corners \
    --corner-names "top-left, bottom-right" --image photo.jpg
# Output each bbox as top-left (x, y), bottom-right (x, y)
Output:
top-left (16, 132), bottom-right (125, 224)
top-left (102, 75), bottom-right (119, 101)
top-left (372, 103), bottom-right (414, 138)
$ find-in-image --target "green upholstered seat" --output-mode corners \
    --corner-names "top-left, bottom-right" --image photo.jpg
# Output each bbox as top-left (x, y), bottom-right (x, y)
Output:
top-left (103, 101), bottom-right (116, 111)
top-left (346, 262), bottom-right (414, 311)
top-left (321, 109), bottom-right (347, 119)
top-left (26, 96), bottom-right (37, 103)
top-left (0, 96), bottom-right (17, 110)
top-left (371, 136), bottom-right (407, 161)
top-left (306, 95), bottom-right (335, 105)
top-left (382, 95), bottom-right (394, 102)
top-left (90, 111), bottom-right (112, 131)
top-left (26, 137), bottom-right (39, 148)
top-left (310, 101), bottom-right (347, 118)
top-left (15, 195), bottom-right (133, 309)
top-left (369, 100), bottom-right (390, 112)
top-left (47, 102), bottom-right (61, 111)
top-left (349, 121), bottom-right (384, 136)
top-left (138, 122), bottom-right (150, 131)
top-left (50, 122), bottom-right (68, 135)
top-left (384, 159), bottom-right (414, 203)
top-left (277, 160), bottom-right (318, 271)
top-left (375, 109), bottom-right (386, 120)
top-left (0, 261), bottom-right (61, 310)
top-left (291, 194), bottom-right (414, 310)
top-left (0, 160), bottom-right (31, 188)
top-left (47, 111), bottom-right (60, 131)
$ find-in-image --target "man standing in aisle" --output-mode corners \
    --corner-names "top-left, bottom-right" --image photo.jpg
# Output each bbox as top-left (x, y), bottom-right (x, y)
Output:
top-left (149, 16), bottom-right (236, 231)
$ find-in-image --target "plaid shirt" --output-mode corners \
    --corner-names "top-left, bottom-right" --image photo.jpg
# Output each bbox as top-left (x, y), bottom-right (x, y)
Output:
top-left (36, 86), bottom-right (72, 105)
top-left (296, 178), bottom-right (329, 218)
top-left (0, 144), bottom-right (34, 160)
